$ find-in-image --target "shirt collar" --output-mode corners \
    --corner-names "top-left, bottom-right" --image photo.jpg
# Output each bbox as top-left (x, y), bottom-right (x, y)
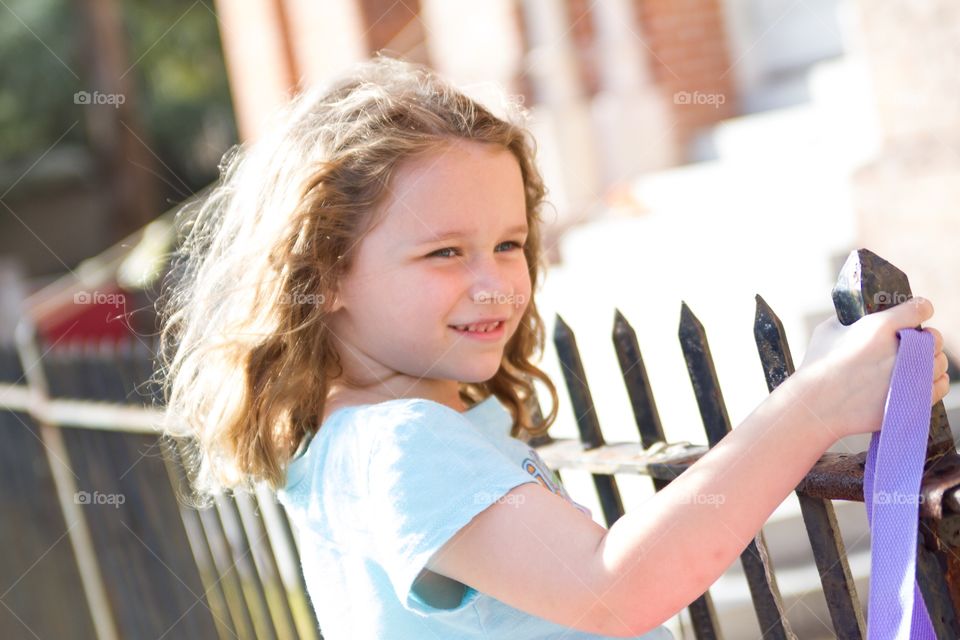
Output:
top-left (463, 394), bottom-right (514, 438)
top-left (283, 394), bottom-right (517, 493)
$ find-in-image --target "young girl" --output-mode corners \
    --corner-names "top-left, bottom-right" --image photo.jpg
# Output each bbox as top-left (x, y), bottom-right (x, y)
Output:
top-left (158, 55), bottom-right (950, 639)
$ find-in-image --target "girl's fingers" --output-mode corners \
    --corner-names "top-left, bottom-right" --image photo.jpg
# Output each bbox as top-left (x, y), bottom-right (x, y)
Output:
top-left (935, 352), bottom-right (949, 379)
top-left (908, 297), bottom-right (935, 325)
top-left (925, 326), bottom-right (943, 354)
top-left (879, 296), bottom-right (933, 331)
top-left (934, 373), bottom-right (951, 405)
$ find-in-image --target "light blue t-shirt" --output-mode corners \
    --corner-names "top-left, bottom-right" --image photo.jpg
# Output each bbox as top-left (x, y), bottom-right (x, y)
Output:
top-left (276, 394), bottom-right (675, 640)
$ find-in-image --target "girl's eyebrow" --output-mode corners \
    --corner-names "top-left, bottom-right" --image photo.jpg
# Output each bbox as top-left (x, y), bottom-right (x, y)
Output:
top-left (416, 224), bottom-right (529, 245)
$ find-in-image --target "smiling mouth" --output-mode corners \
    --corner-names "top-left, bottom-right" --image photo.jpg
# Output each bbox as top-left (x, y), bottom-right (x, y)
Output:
top-left (449, 320), bottom-right (505, 334)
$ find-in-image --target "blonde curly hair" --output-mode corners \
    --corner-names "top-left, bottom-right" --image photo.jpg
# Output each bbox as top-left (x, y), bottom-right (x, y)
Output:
top-left (157, 55), bottom-right (560, 506)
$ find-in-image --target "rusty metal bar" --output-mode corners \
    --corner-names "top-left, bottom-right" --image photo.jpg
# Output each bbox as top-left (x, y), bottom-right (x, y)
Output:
top-left (679, 302), bottom-right (796, 639)
top-left (553, 314), bottom-right (625, 526)
top-left (753, 294), bottom-right (865, 639)
top-left (832, 248), bottom-right (960, 637)
top-left (613, 309), bottom-right (668, 451)
top-left (613, 308), bottom-right (723, 640)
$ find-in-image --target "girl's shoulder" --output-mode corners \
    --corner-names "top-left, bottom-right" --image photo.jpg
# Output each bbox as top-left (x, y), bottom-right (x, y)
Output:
top-left (322, 396), bottom-right (468, 429)
top-left (284, 397), bottom-right (466, 489)
top-left (312, 396), bottom-right (458, 450)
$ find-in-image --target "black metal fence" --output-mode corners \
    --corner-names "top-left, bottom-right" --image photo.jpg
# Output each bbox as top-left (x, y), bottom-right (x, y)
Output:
top-left (534, 248), bottom-right (960, 638)
top-left (0, 336), bottom-right (321, 640)
top-left (1, 247), bottom-right (957, 639)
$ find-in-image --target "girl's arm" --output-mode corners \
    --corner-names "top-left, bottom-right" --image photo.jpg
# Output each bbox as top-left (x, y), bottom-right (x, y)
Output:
top-left (426, 299), bottom-right (946, 636)
top-left (428, 372), bottom-right (831, 637)
top-left (592, 369), bottom-right (834, 635)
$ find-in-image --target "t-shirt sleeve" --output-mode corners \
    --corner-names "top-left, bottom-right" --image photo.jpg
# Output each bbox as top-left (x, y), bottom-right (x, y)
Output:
top-left (364, 399), bottom-right (540, 615)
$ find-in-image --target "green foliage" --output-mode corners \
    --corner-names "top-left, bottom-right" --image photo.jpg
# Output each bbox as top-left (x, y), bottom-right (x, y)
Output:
top-left (122, 0), bottom-right (237, 193)
top-left (1, 0), bottom-right (236, 197)
top-left (0, 0), bottom-right (83, 161)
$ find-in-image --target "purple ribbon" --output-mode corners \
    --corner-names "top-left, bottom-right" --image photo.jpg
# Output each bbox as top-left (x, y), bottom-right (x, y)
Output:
top-left (863, 327), bottom-right (937, 639)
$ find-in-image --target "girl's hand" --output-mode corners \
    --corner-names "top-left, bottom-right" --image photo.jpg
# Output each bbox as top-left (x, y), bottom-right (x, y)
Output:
top-left (791, 297), bottom-right (950, 442)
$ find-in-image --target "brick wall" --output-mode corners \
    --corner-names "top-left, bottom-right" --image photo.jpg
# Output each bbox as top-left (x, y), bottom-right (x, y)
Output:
top-left (556, 0), bottom-right (738, 159)
top-left (356, 0), bottom-right (430, 64)
top-left (632, 0), bottom-right (738, 153)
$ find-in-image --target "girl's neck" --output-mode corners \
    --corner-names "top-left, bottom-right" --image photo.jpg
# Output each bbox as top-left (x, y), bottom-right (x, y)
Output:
top-left (325, 380), bottom-right (469, 414)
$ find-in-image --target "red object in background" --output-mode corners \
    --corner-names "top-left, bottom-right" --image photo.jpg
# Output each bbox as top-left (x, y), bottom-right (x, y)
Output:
top-left (38, 283), bottom-right (136, 345)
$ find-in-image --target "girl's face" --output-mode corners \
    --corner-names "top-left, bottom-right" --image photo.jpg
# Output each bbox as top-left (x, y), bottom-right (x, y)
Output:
top-left (326, 139), bottom-right (532, 406)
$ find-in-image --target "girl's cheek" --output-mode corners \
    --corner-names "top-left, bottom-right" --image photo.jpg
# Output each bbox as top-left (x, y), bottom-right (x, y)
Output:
top-left (514, 267), bottom-right (533, 304)
top-left (417, 268), bottom-right (462, 299)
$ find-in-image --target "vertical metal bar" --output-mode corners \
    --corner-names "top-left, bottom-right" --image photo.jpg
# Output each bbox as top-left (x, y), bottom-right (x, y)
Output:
top-left (553, 314), bottom-right (624, 526)
top-left (831, 248), bottom-right (960, 636)
top-left (188, 448), bottom-right (260, 640)
top-left (66, 340), bottom-right (219, 638)
top-left (0, 341), bottom-right (100, 638)
top-left (612, 309), bottom-right (667, 450)
top-left (47, 341), bottom-right (84, 399)
top-left (13, 321), bottom-right (121, 640)
top-left (163, 439), bottom-right (240, 640)
top-left (234, 490), bottom-right (302, 639)
top-left (678, 302), bottom-right (796, 639)
top-left (754, 294), bottom-right (865, 639)
top-left (255, 486), bottom-right (323, 640)
top-left (613, 308), bottom-right (723, 640)
top-left (216, 494), bottom-right (280, 640)
top-left (126, 342), bottom-right (241, 640)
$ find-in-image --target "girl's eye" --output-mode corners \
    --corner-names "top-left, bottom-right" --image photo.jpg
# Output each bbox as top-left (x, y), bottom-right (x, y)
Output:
top-left (497, 240), bottom-right (526, 252)
top-left (426, 241), bottom-right (525, 259)
top-left (427, 247), bottom-right (461, 258)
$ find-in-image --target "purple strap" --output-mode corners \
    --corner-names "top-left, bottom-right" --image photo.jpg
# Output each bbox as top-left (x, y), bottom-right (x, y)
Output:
top-left (863, 328), bottom-right (937, 639)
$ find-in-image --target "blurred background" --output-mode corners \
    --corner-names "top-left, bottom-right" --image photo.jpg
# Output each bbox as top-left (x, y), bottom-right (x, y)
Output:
top-left (2, 1), bottom-right (959, 638)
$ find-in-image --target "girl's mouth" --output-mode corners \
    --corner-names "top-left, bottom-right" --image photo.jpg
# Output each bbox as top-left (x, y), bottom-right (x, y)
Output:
top-left (449, 320), bottom-right (505, 341)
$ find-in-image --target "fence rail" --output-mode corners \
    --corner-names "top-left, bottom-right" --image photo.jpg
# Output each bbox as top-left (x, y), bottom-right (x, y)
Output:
top-left (1, 247), bottom-right (958, 638)
top-left (0, 336), bottom-right (322, 640)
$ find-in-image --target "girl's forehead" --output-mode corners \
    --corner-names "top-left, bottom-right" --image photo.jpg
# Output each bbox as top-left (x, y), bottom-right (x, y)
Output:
top-left (394, 139), bottom-right (518, 184)
top-left (378, 143), bottom-right (526, 231)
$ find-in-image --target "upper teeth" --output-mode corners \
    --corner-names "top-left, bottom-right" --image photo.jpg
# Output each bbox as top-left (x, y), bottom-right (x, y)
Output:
top-left (455, 321), bottom-right (500, 332)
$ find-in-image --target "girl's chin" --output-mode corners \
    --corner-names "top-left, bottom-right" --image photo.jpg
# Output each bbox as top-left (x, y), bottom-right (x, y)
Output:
top-left (456, 367), bottom-right (502, 385)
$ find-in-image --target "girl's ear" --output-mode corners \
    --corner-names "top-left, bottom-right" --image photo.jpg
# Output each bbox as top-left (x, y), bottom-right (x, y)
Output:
top-left (328, 283), bottom-right (344, 313)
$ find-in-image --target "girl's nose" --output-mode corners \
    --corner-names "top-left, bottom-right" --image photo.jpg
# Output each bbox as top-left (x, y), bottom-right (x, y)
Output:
top-left (472, 289), bottom-right (509, 305)
top-left (469, 256), bottom-right (513, 305)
